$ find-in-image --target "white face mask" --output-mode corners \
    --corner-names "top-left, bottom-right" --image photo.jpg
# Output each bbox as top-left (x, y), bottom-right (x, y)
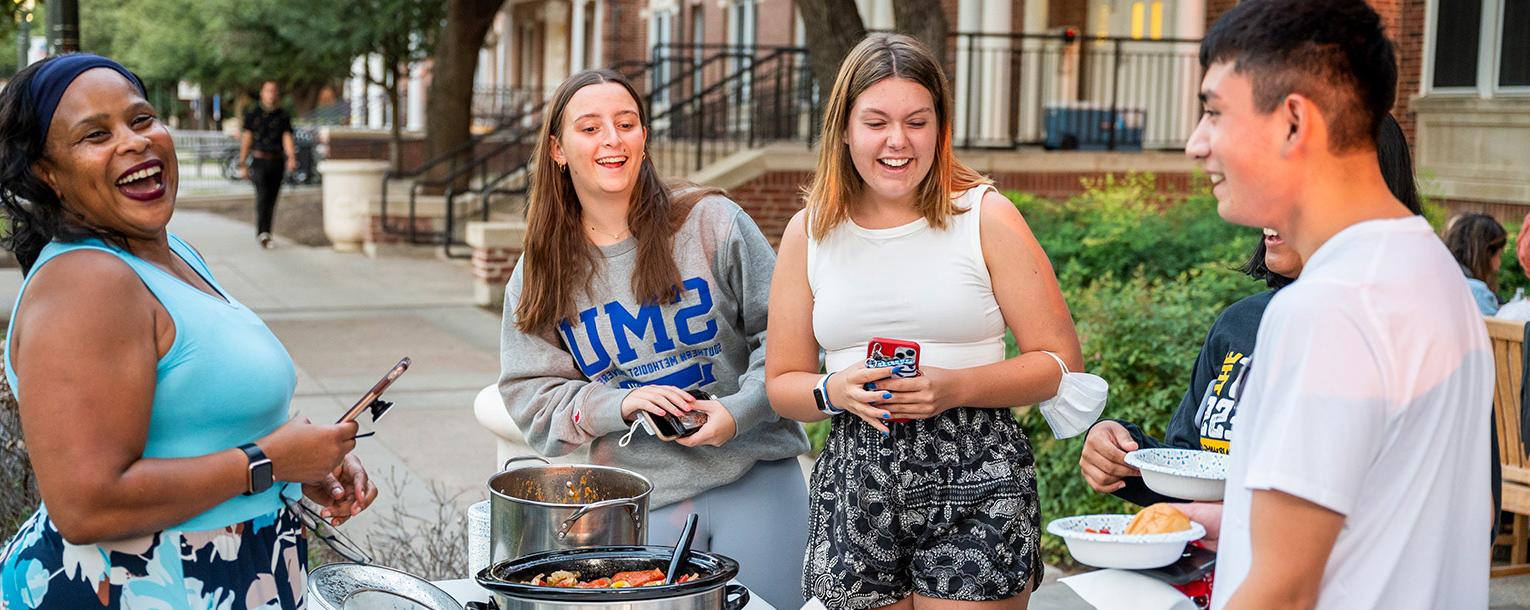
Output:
top-left (1036, 351), bottom-right (1108, 439)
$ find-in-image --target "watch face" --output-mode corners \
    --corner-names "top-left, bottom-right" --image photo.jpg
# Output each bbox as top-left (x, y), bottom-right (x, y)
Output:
top-left (249, 458), bottom-right (274, 494)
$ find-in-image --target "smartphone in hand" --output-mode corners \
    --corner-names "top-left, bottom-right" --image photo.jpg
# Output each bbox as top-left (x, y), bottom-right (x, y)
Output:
top-left (865, 339), bottom-right (920, 423)
top-left (336, 357), bottom-right (410, 425)
top-left (639, 389), bottom-right (711, 441)
top-left (866, 338), bottom-right (921, 377)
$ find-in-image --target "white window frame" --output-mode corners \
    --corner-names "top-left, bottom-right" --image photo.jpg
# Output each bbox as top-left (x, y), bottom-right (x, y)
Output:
top-left (1423, 0), bottom-right (1530, 98)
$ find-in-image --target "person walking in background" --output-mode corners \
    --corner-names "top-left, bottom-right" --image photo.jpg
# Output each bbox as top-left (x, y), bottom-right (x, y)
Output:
top-left (1443, 212), bottom-right (1508, 316)
top-left (240, 80), bottom-right (296, 249)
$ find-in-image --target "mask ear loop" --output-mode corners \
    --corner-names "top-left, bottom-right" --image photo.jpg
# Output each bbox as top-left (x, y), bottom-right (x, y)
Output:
top-left (1039, 350), bottom-right (1071, 377)
top-left (618, 418), bottom-right (647, 447)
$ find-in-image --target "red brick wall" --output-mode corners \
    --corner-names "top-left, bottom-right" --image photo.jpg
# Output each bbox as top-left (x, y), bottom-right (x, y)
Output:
top-left (472, 246), bottom-right (525, 287)
top-left (368, 216), bottom-right (437, 245)
top-left (1206, 0), bottom-right (1238, 31)
top-left (1392, 0), bottom-right (1426, 146)
top-left (604, 0), bottom-right (647, 67)
top-left (730, 170), bottom-right (813, 247)
top-left (729, 169), bottom-right (1197, 248)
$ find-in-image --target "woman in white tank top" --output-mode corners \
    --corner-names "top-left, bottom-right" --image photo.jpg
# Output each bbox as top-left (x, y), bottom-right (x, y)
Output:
top-left (764, 34), bottom-right (1083, 610)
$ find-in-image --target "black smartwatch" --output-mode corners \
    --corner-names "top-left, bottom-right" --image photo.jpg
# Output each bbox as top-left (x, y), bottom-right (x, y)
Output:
top-left (239, 443), bottom-right (274, 496)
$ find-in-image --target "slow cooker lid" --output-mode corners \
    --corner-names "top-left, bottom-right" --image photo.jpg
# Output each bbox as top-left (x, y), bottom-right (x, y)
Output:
top-left (478, 545), bottom-right (739, 602)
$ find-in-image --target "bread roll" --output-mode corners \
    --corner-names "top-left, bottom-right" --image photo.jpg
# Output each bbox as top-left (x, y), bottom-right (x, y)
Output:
top-left (1125, 503), bottom-right (1191, 535)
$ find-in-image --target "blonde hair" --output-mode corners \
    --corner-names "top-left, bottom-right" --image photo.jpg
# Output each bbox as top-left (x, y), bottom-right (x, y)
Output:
top-left (804, 33), bottom-right (990, 240)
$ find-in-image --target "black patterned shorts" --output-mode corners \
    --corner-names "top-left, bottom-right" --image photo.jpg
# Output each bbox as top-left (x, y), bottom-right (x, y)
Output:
top-left (802, 407), bottom-right (1042, 609)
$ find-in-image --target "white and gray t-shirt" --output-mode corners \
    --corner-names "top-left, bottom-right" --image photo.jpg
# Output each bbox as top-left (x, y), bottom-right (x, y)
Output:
top-left (1213, 216), bottom-right (1492, 610)
top-left (498, 195), bottom-right (808, 508)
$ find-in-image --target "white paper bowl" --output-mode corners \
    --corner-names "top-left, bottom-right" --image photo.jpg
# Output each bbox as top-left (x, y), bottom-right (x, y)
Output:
top-left (1125, 448), bottom-right (1228, 501)
top-left (1046, 514), bottom-right (1205, 569)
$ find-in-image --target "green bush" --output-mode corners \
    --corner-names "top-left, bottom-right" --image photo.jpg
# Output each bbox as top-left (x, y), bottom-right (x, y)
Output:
top-left (1016, 265), bottom-right (1259, 564)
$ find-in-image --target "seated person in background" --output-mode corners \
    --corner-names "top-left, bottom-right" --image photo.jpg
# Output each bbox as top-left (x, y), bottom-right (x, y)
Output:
top-left (1444, 212), bottom-right (1508, 316)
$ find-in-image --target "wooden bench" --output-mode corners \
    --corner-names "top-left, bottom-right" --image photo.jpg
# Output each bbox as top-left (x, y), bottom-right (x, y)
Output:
top-left (1489, 317), bottom-right (1530, 577)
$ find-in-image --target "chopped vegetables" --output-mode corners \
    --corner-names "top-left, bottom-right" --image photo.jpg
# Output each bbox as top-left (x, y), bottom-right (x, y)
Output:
top-left (1083, 527), bottom-right (1113, 535)
top-left (524, 569), bottom-right (701, 588)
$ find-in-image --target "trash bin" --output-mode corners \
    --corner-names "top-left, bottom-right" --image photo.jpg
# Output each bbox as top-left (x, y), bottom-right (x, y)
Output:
top-left (1044, 102), bottom-right (1144, 151)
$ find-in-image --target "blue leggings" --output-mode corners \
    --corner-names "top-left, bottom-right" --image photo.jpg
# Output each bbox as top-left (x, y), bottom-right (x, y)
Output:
top-left (650, 458), bottom-right (808, 610)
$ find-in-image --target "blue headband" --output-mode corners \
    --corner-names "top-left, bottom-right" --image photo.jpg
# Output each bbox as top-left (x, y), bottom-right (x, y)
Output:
top-left (27, 54), bottom-right (147, 143)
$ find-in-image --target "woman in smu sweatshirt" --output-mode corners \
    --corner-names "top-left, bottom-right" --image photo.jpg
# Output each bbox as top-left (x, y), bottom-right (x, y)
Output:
top-left (496, 69), bottom-right (809, 610)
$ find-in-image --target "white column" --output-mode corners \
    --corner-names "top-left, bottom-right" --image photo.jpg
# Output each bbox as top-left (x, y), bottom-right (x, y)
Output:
top-left (978, 0), bottom-right (1012, 144)
top-left (1018, 0), bottom-right (1049, 142)
top-left (592, 0), bottom-right (604, 69)
top-left (571, 0), bottom-right (589, 73)
top-left (367, 54), bottom-right (386, 129)
top-left (953, 0), bottom-right (982, 144)
top-left (1173, 0), bottom-right (1205, 145)
top-left (350, 56), bottom-right (368, 127)
top-left (545, 0), bottom-right (572, 90)
top-left (407, 61), bottom-right (427, 131)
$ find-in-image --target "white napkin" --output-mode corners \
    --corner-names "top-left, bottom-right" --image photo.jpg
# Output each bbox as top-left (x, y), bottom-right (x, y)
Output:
top-left (1059, 569), bottom-right (1197, 610)
top-left (800, 597), bottom-right (830, 610)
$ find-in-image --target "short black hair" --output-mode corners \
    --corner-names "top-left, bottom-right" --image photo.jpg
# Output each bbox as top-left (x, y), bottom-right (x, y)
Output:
top-left (1201, 0), bottom-right (1396, 152)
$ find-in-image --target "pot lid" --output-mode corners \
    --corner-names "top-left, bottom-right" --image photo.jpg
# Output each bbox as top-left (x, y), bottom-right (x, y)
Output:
top-left (309, 563), bottom-right (465, 610)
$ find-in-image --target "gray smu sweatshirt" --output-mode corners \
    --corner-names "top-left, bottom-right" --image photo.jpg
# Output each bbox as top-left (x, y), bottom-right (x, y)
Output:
top-left (499, 196), bottom-right (809, 508)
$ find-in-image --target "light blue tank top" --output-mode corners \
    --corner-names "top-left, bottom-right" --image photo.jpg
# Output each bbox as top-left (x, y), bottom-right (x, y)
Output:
top-left (4, 234), bottom-right (301, 531)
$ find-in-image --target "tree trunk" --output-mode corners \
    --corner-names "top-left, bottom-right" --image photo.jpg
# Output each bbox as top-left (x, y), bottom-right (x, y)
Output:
top-left (423, 0), bottom-right (502, 186)
top-left (795, 0), bottom-right (866, 104)
top-left (384, 45), bottom-right (404, 173)
top-left (891, 0), bottom-right (947, 68)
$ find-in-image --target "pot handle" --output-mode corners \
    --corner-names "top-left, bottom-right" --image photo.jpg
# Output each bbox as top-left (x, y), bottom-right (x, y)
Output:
top-left (500, 455), bottom-right (551, 472)
top-left (723, 584), bottom-right (751, 610)
top-left (464, 601), bottom-right (499, 610)
top-left (557, 498), bottom-right (642, 538)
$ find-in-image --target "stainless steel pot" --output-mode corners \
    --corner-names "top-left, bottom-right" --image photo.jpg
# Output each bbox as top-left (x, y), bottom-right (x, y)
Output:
top-left (308, 562), bottom-right (466, 610)
top-left (488, 456), bottom-right (652, 563)
top-left (475, 545), bottom-right (750, 610)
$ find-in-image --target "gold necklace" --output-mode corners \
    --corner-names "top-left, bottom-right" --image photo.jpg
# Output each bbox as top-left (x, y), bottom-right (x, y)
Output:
top-left (587, 224), bottom-right (630, 241)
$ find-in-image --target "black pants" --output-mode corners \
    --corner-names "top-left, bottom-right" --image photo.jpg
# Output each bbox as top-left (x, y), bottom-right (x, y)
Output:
top-left (251, 157), bottom-right (285, 235)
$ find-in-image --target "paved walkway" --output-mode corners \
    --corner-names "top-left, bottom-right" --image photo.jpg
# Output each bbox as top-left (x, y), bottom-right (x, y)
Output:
top-left (0, 203), bottom-right (1525, 608)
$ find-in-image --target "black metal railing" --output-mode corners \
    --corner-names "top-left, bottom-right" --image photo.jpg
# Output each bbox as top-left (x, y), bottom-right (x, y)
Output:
top-left (473, 86), bottom-right (549, 123)
top-left (641, 43), bottom-right (818, 178)
top-left (950, 32), bottom-right (1202, 151)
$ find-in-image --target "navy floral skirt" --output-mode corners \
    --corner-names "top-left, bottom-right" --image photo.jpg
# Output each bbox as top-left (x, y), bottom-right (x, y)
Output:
top-left (0, 505), bottom-right (307, 609)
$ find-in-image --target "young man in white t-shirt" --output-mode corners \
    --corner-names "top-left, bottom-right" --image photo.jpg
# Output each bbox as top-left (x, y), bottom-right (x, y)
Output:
top-left (1185, 1), bottom-right (1493, 609)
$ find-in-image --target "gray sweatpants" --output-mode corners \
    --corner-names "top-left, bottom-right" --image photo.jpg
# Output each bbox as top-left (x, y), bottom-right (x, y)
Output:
top-left (650, 457), bottom-right (808, 610)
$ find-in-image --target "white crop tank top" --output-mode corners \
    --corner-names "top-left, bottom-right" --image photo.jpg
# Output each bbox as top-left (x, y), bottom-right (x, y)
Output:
top-left (808, 185), bottom-right (1007, 374)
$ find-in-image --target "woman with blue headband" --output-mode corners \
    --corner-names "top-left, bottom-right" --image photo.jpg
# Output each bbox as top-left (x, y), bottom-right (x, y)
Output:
top-left (0, 55), bottom-right (376, 608)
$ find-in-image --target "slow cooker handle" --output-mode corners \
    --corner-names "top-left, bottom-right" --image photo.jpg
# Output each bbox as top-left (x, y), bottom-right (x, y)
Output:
top-left (723, 584), bottom-right (751, 610)
top-left (500, 455), bottom-right (551, 472)
top-left (557, 498), bottom-right (642, 538)
top-left (464, 600), bottom-right (499, 610)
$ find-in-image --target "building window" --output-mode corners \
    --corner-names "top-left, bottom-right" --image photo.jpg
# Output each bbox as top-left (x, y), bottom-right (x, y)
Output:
top-left (1433, 0), bottom-right (1483, 88)
top-left (1501, 0), bottom-right (1529, 86)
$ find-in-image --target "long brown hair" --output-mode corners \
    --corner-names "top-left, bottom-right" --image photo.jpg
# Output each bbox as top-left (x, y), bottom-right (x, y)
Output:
top-left (516, 69), bottom-right (719, 334)
top-left (804, 33), bottom-right (990, 240)
top-left (1444, 212), bottom-right (1507, 293)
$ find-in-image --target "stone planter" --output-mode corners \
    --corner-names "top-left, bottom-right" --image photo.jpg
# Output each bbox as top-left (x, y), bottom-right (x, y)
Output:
top-left (317, 159), bottom-right (391, 252)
